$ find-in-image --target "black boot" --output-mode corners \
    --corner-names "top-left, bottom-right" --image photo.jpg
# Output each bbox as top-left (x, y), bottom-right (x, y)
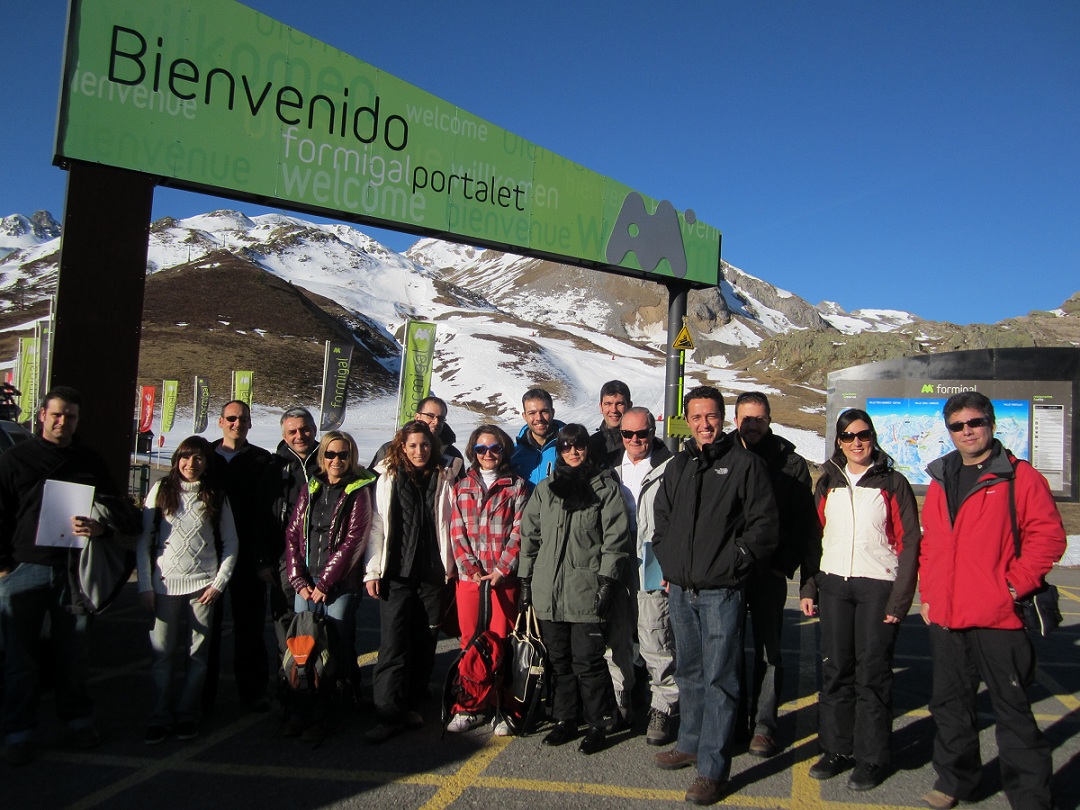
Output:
top-left (542, 720), bottom-right (577, 746)
top-left (578, 726), bottom-right (606, 755)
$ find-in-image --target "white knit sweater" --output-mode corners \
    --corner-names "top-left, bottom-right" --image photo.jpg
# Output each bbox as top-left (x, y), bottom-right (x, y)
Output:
top-left (136, 480), bottom-right (239, 596)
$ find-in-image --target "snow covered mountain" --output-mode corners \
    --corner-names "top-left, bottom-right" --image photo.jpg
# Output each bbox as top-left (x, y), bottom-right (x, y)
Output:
top-left (1, 209), bottom-right (1076, 456)
top-left (0, 211), bottom-right (61, 259)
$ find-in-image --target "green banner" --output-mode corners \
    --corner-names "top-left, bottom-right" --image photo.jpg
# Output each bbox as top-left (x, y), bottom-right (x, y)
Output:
top-left (160, 379), bottom-right (178, 433)
top-left (34, 320), bottom-right (51, 405)
top-left (192, 375), bottom-right (210, 433)
top-left (396, 321), bottom-right (437, 427)
top-left (16, 337), bottom-right (39, 421)
top-left (232, 370), bottom-right (253, 407)
top-left (320, 340), bottom-right (352, 432)
top-left (55, 0), bottom-right (720, 287)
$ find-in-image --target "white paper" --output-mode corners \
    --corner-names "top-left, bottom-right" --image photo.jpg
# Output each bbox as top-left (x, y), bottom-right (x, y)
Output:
top-left (34, 480), bottom-right (96, 549)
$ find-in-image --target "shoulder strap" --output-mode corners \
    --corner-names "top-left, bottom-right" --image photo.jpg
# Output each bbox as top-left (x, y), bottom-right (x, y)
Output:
top-left (152, 507), bottom-right (163, 552)
top-left (212, 488), bottom-right (225, 564)
top-left (1008, 458), bottom-right (1021, 559)
top-left (478, 579), bottom-right (492, 635)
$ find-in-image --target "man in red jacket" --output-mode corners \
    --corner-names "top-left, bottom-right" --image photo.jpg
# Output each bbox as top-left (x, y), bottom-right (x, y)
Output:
top-left (918, 392), bottom-right (1065, 810)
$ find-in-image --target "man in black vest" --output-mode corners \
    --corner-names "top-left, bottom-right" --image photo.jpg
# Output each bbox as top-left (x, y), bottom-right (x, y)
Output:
top-left (204, 400), bottom-right (273, 712)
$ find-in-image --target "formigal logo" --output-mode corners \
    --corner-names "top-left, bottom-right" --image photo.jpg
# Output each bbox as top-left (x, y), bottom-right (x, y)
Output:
top-left (606, 192), bottom-right (689, 279)
top-left (921, 384), bottom-right (935, 393)
top-left (413, 326), bottom-right (435, 350)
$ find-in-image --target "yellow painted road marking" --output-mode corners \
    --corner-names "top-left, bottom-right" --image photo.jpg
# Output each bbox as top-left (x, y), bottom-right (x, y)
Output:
top-left (50, 577), bottom-right (1075, 809)
top-left (63, 713), bottom-right (265, 810)
top-left (1055, 585), bottom-right (1079, 603)
top-left (419, 735), bottom-right (510, 809)
top-left (1037, 667), bottom-right (1080, 713)
top-left (794, 615), bottom-right (822, 807)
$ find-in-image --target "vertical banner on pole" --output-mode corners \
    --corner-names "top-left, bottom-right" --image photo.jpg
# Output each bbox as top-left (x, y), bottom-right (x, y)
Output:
top-left (395, 320), bottom-right (438, 428)
top-left (192, 375), bottom-right (210, 433)
top-left (12, 340), bottom-right (24, 416)
top-left (320, 340), bottom-right (353, 432)
top-left (17, 337), bottom-right (39, 420)
top-left (34, 320), bottom-right (50, 405)
top-left (138, 385), bottom-right (156, 434)
top-left (232, 370), bottom-right (253, 407)
top-left (160, 380), bottom-right (178, 434)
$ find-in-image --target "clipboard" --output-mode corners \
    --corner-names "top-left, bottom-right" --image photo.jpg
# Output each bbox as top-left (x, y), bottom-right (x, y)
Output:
top-left (34, 479), bottom-right (96, 549)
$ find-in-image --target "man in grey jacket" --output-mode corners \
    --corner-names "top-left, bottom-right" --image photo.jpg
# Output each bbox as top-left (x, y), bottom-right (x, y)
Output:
top-left (610, 407), bottom-right (677, 745)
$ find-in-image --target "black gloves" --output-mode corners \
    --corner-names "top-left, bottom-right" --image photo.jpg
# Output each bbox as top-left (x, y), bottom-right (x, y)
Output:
top-left (518, 578), bottom-right (532, 610)
top-left (595, 575), bottom-right (617, 619)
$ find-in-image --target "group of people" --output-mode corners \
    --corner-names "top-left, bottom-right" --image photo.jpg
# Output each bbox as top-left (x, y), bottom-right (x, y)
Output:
top-left (0, 383), bottom-right (1066, 810)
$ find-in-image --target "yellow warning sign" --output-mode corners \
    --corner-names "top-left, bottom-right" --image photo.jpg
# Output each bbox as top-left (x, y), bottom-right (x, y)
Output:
top-left (672, 324), bottom-right (695, 351)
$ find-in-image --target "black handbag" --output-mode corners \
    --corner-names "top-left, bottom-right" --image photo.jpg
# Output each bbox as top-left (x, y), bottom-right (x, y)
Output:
top-left (1016, 583), bottom-right (1062, 638)
top-left (1008, 462), bottom-right (1062, 637)
top-left (503, 604), bottom-right (548, 735)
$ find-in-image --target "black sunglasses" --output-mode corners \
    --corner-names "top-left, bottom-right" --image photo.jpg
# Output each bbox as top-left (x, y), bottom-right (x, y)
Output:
top-left (473, 443), bottom-right (503, 455)
top-left (558, 439), bottom-right (588, 451)
top-left (620, 429), bottom-right (651, 440)
top-left (323, 450), bottom-right (350, 460)
top-left (838, 429), bottom-right (873, 444)
top-left (947, 417), bottom-right (992, 433)
top-left (224, 414), bottom-right (249, 424)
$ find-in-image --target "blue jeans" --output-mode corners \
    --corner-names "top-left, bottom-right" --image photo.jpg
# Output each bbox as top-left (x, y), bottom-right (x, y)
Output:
top-left (0, 563), bottom-right (93, 744)
top-left (668, 583), bottom-right (744, 782)
top-left (148, 592), bottom-right (214, 727)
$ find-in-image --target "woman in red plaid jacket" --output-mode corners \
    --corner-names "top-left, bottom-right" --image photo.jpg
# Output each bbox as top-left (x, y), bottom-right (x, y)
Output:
top-left (445, 424), bottom-right (529, 735)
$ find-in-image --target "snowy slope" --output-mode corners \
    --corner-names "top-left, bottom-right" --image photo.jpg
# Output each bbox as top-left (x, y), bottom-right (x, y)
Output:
top-left (0, 207), bottom-right (921, 450)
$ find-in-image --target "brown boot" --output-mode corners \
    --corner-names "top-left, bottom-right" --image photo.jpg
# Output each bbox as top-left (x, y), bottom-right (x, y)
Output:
top-left (685, 776), bottom-right (727, 805)
top-left (653, 748), bottom-right (697, 769)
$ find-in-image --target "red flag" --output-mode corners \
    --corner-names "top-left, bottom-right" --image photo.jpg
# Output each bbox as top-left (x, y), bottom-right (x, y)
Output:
top-left (139, 386), bottom-right (156, 434)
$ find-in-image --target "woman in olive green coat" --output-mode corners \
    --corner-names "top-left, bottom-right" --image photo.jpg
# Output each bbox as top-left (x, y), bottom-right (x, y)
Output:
top-left (518, 423), bottom-right (632, 755)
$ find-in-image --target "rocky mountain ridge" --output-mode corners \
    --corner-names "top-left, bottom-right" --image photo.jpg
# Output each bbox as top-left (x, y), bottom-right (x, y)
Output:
top-left (0, 209), bottom-right (1076, 420)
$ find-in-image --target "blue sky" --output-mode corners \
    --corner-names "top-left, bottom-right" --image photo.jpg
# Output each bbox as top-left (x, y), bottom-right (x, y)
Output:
top-left (2, 1), bottom-right (1077, 325)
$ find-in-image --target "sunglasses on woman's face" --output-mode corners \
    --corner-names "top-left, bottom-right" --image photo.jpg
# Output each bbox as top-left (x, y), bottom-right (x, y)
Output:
top-left (838, 429), bottom-right (873, 444)
top-left (558, 439), bottom-right (588, 452)
top-left (323, 450), bottom-right (350, 460)
top-left (473, 444), bottom-right (503, 455)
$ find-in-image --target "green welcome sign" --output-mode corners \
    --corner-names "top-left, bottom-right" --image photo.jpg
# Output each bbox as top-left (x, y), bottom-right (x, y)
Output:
top-left (55, 0), bottom-right (720, 287)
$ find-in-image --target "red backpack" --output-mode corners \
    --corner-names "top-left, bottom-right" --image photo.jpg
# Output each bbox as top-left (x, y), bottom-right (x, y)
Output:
top-left (442, 581), bottom-right (505, 726)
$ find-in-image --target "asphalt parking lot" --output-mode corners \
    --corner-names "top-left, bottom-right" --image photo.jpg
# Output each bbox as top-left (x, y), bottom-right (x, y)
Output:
top-left (5, 568), bottom-right (1080, 810)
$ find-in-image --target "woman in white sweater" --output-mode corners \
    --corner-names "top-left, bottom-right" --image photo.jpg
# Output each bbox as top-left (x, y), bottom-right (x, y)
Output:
top-left (137, 436), bottom-right (238, 745)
